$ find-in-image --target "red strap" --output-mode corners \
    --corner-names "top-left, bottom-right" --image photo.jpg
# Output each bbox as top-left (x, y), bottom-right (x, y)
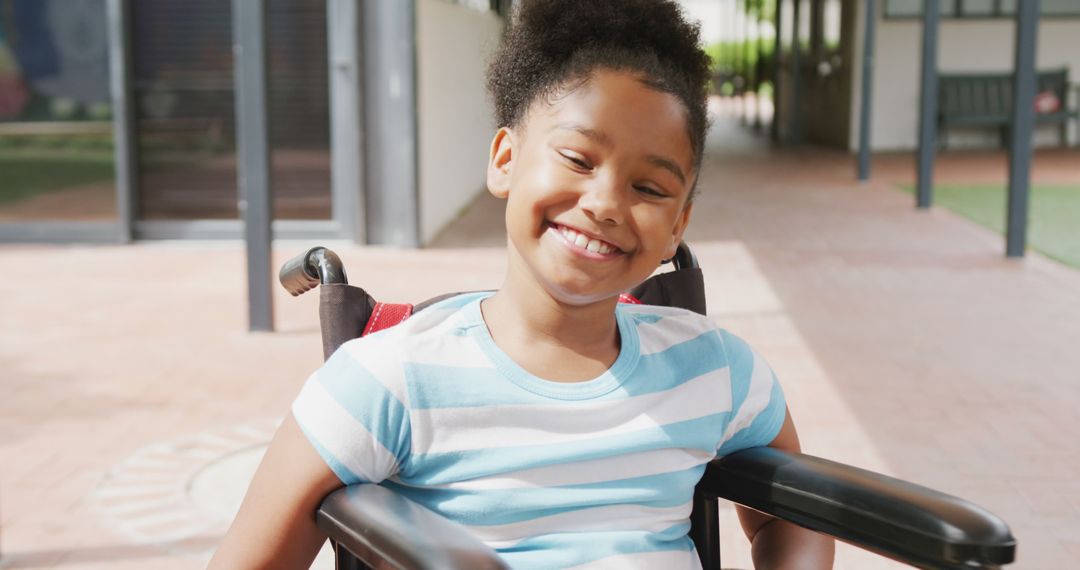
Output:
top-left (362, 302), bottom-right (414, 336)
top-left (365, 295), bottom-right (638, 336)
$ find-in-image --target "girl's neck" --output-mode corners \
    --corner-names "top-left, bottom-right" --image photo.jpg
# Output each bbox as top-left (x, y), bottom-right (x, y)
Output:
top-left (480, 259), bottom-right (621, 380)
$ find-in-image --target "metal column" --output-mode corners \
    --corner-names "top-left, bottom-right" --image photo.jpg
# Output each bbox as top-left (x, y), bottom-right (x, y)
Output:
top-left (362, 0), bottom-right (420, 247)
top-left (788, 0), bottom-right (803, 145)
top-left (106, 0), bottom-right (135, 242)
top-left (753, 0), bottom-right (764, 131)
top-left (1005, 0), bottom-right (1040, 257)
top-left (856, 0), bottom-right (876, 181)
top-left (328, 0), bottom-right (365, 243)
top-left (232, 0), bottom-right (274, 331)
top-left (771, 0), bottom-right (783, 141)
top-left (915, 0), bottom-right (941, 209)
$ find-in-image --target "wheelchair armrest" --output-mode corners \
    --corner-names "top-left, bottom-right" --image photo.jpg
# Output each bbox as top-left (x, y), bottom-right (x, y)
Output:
top-left (699, 447), bottom-right (1015, 569)
top-left (316, 484), bottom-right (509, 570)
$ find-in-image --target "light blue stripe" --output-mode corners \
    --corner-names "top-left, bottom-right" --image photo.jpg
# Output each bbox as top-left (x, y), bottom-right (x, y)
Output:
top-left (405, 328), bottom-right (726, 410)
top-left (403, 413), bottom-right (726, 485)
top-left (715, 329), bottom-right (787, 453)
top-left (405, 364), bottom-right (551, 409)
top-left (718, 378), bottom-right (787, 454)
top-left (718, 329), bottom-right (755, 414)
top-left (315, 348), bottom-right (411, 462)
top-left (293, 412), bottom-right (367, 486)
top-left (624, 329), bottom-right (726, 397)
top-left (386, 466), bottom-right (702, 526)
top-left (498, 522), bottom-right (694, 569)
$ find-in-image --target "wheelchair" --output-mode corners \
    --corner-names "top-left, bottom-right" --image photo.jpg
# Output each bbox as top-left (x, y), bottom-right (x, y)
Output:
top-left (279, 243), bottom-right (1015, 570)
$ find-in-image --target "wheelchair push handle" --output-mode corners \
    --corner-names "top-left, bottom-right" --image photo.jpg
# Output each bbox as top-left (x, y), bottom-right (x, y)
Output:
top-left (279, 246), bottom-right (348, 296)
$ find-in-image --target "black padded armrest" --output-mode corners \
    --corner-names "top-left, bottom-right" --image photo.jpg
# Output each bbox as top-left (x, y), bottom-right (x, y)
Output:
top-left (700, 447), bottom-right (1015, 569)
top-left (316, 484), bottom-right (509, 570)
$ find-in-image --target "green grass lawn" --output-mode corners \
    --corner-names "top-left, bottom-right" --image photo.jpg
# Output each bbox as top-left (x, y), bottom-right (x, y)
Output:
top-left (0, 152), bottom-right (116, 205)
top-left (901, 183), bottom-right (1080, 268)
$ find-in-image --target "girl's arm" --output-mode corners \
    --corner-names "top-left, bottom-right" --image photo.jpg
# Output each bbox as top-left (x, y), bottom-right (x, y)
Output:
top-left (209, 412), bottom-right (342, 569)
top-left (736, 408), bottom-right (836, 570)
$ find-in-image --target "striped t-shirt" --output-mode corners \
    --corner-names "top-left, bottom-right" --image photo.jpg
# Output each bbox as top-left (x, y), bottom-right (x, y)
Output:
top-left (293, 292), bottom-right (786, 569)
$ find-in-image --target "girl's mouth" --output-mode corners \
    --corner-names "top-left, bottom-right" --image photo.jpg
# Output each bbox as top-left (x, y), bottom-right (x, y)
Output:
top-left (549, 223), bottom-right (623, 257)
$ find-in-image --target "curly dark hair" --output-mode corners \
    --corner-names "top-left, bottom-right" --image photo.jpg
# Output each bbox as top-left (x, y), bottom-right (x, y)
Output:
top-left (487, 0), bottom-right (712, 186)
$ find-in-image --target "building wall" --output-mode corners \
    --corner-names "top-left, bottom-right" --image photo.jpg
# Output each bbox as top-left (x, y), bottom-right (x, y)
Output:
top-left (416, 0), bottom-right (503, 245)
top-left (849, 9), bottom-right (1080, 151)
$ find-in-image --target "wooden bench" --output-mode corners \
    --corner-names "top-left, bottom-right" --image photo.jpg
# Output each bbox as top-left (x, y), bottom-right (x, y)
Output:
top-left (938, 68), bottom-right (1078, 148)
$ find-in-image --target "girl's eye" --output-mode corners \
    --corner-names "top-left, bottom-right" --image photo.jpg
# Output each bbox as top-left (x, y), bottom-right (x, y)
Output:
top-left (635, 185), bottom-right (665, 198)
top-left (560, 152), bottom-right (591, 170)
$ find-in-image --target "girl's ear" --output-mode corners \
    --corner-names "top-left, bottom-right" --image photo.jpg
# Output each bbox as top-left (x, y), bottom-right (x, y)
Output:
top-left (664, 201), bottom-right (694, 260)
top-left (486, 127), bottom-right (514, 199)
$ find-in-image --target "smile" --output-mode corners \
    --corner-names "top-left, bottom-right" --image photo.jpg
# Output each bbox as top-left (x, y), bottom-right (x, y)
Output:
top-left (550, 224), bottom-right (622, 257)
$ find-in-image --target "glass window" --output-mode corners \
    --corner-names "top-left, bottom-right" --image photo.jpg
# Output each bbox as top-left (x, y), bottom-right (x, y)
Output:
top-left (798, 0), bottom-right (811, 50)
top-left (881, 0), bottom-right (950, 17)
top-left (822, 0), bottom-right (842, 51)
top-left (780, 0), bottom-right (794, 51)
top-left (131, 0), bottom-right (237, 220)
top-left (1043, 0), bottom-right (1080, 17)
top-left (960, 0), bottom-right (995, 17)
top-left (0, 0), bottom-right (117, 222)
top-left (268, 0), bottom-right (331, 221)
top-left (131, 0), bottom-right (331, 222)
top-left (448, 0), bottom-right (494, 12)
top-left (885, 0), bottom-right (1080, 18)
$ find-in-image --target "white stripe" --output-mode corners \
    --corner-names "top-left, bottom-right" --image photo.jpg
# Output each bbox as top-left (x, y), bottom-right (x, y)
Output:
top-left (635, 312), bottom-right (717, 356)
top-left (437, 447), bottom-right (716, 490)
top-left (621, 304), bottom-right (691, 317)
top-left (564, 549), bottom-right (701, 570)
top-left (340, 322), bottom-right (492, 405)
top-left (471, 501), bottom-right (692, 547)
top-left (717, 349), bottom-right (775, 448)
top-left (413, 369), bottom-right (728, 454)
top-left (339, 338), bottom-right (411, 406)
top-left (399, 332), bottom-right (492, 368)
top-left (293, 380), bottom-right (398, 483)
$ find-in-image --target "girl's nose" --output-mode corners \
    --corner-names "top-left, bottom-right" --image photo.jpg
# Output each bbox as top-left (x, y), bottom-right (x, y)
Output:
top-left (579, 177), bottom-right (625, 226)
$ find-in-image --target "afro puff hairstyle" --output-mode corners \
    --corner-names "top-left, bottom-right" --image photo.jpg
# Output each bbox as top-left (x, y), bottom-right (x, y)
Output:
top-left (487, 0), bottom-right (712, 182)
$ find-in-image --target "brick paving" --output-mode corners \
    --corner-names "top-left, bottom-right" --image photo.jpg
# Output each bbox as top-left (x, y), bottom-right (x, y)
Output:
top-left (2, 112), bottom-right (1078, 569)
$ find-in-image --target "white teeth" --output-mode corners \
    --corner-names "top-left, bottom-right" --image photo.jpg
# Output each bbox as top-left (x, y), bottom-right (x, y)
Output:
top-left (557, 225), bottom-right (616, 255)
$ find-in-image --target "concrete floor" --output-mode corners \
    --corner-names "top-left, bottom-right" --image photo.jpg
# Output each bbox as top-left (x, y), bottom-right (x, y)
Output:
top-left (2, 107), bottom-right (1079, 569)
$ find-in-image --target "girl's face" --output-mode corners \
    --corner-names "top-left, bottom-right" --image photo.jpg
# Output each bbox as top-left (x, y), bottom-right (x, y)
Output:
top-left (487, 69), bottom-right (696, 306)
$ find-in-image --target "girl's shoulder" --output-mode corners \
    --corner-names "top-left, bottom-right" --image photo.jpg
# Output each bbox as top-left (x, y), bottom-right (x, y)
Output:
top-left (334, 292), bottom-right (490, 370)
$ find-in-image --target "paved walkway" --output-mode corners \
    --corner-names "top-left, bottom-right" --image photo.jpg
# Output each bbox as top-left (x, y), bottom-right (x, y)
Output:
top-left (2, 111), bottom-right (1078, 569)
